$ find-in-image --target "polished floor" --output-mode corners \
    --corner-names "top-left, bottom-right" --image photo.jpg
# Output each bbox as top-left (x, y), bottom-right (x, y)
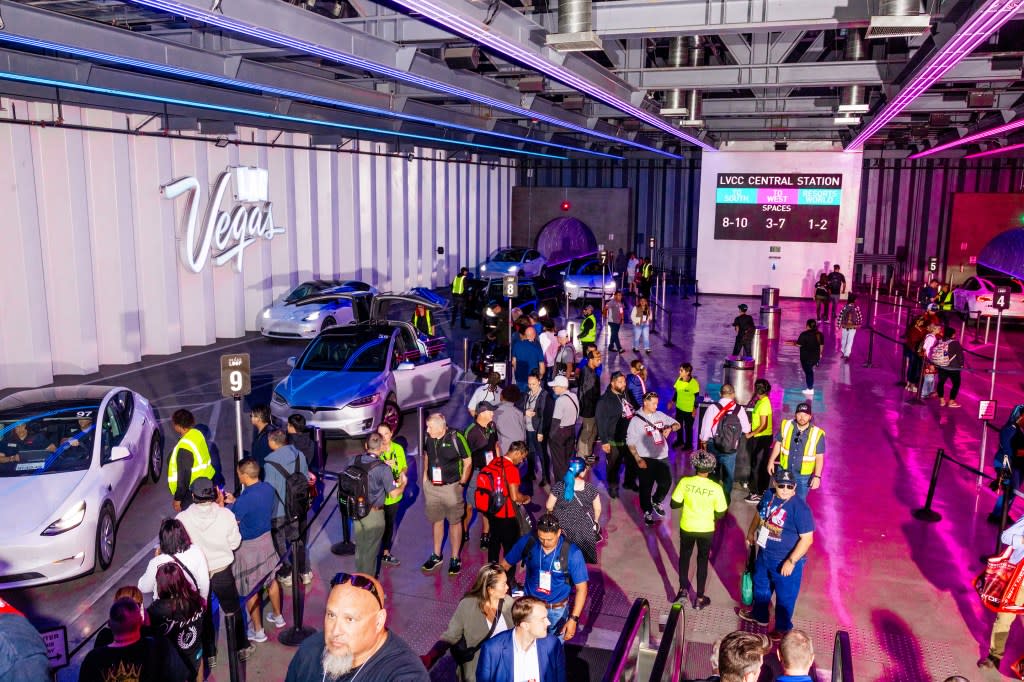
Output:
top-left (10, 288), bottom-right (1024, 681)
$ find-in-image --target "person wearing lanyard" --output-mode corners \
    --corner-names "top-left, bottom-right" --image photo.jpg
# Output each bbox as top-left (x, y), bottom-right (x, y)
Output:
top-left (744, 378), bottom-right (774, 504)
top-left (596, 371), bottom-right (637, 499)
top-left (627, 359), bottom-right (647, 407)
top-left (500, 514), bottom-right (589, 640)
top-left (979, 514), bottom-right (1024, 675)
top-left (670, 450), bottom-right (727, 609)
top-left (626, 391), bottom-right (681, 527)
top-left (518, 373), bottom-right (553, 488)
top-left (421, 413), bottom-right (473, 576)
top-left (669, 363), bottom-right (700, 451)
top-left (377, 424), bottom-right (407, 568)
top-left (739, 469), bottom-right (815, 640)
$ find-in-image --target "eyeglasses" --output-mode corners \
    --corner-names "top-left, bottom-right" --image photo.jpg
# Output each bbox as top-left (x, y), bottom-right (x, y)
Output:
top-left (330, 572), bottom-right (383, 608)
top-left (776, 483), bottom-right (796, 490)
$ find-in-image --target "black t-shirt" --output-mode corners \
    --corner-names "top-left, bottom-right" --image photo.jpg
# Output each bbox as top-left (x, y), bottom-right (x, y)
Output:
top-left (424, 430), bottom-right (470, 485)
top-left (147, 599), bottom-right (204, 675)
top-left (733, 314), bottom-right (756, 338)
top-left (79, 637), bottom-right (180, 682)
top-left (464, 422), bottom-right (497, 471)
top-left (285, 631), bottom-right (430, 682)
top-left (797, 330), bottom-right (824, 364)
top-left (827, 271), bottom-right (846, 294)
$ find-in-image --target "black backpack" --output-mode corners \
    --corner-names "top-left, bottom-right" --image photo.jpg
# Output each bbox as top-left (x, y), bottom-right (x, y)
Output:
top-left (338, 459), bottom-right (386, 520)
top-left (712, 402), bottom-right (743, 453)
top-left (270, 454), bottom-right (311, 529)
top-left (520, 536), bottom-right (572, 586)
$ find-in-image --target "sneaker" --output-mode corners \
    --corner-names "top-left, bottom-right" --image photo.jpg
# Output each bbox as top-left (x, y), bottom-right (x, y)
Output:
top-left (238, 645), bottom-right (256, 662)
top-left (277, 573), bottom-right (293, 587)
top-left (608, 485), bottom-right (619, 500)
top-left (744, 493), bottom-right (762, 504)
top-left (301, 571), bottom-right (314, 585)
top-left (480, 533), bottom-right (491, 550)
top-left (978, 654), bottom-right (1000, 670)
top-left (737, 609), bottom-right (769, 627)
top-left (206, 655), bottom-right (217, 670)
top-left (266, 613), bottom-right (286, 629)
top-left (381, 555), bottom-right (401, 568)
top-left (421, 553), bottom-right (443, 572)
top-left (675, 587), bottom-right (688, 602)
top-left (949, 401), bottom-right (961, 408)
top-left (448, 558), bottom-right (462, 576)
top-left (694, 596), bottom-right (711, 611)
top-left (939, 398), bottom-right (947, 407)
top-left (644, 511), bottom-right (655, 526)
top-left (801, 388), bottom-right (815, 395)
top-left (511, 586), bottom-right (525, 598)
top-left (652, 502), bottom-right (666, 517)
top-left (247, 628), bottom-right (268, 643)
top-left (768, 630), bottom-right (785, 642)
top-left (645, 349), bottom-right (652, 354)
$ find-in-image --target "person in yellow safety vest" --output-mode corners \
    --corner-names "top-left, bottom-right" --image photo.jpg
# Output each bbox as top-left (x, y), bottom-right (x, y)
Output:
top-left (639, 260), bottom-right (655, 299)
top-left (412, 304), bottom-right (435, 336)
top-left (766, 402), bottom-right (824, 501)
top-left (937, 283), bottom-right (954, 312)
top-left (451, 267), bottom-right (470, 330)
top-left (168, 409), bottom-right (216, 512)
top-left (578, 304), bottom-right (597, 345)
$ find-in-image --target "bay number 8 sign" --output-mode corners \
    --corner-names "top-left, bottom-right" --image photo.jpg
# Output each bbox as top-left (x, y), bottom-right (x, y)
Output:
top-left (220, 353), bottom-right (252, 398)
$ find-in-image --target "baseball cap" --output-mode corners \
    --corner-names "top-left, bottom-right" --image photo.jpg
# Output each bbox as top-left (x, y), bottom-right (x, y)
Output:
top-left (774, 468), bottom-right (796, 486)
top-left (557, 330), bottom-right (569, 339)
top-left (690, 449), bottom-right (717, 473)
top-left (738, 304), bottom-right (748, 312)
top-left (475, 401), bottom-right (496, 414)
top-left (794, 402), bottom-right (813, 416)
top-left (191, 477), bottom-right (218, 501)
top-left (548, 376), bottom-right (569, 389)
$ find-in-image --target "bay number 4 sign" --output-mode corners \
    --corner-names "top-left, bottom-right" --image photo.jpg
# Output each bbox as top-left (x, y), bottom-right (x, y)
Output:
top-left (993, 286), bottom-right (1011, 312)
top-left (221, 353), bottom-right (252, 398)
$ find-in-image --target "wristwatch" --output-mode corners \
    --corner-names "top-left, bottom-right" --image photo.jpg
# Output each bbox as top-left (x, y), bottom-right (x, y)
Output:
top-left (568, 615), bottom-right (580, 623)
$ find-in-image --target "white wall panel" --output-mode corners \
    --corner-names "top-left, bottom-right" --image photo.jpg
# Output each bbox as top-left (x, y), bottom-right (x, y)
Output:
top-left (1, 100), bottom-right (515, 389)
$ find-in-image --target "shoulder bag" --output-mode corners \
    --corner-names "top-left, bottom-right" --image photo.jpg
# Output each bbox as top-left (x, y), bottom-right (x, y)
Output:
top-left (451, 599), bottom-right (505, 665)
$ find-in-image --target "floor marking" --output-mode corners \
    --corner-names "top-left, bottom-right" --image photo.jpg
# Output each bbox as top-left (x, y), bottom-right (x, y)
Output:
top-left (85, 337), bottom-right (261, 385)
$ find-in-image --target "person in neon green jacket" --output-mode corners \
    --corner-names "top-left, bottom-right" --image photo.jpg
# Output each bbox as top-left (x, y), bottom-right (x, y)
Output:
top-left (378, 423), bottom-right (408, 568)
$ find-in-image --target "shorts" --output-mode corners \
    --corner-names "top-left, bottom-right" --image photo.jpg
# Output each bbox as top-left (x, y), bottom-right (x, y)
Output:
top-left (424, 482), bottom-right (464, 524)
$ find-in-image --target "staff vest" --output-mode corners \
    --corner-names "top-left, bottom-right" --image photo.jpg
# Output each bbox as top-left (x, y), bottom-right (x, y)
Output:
top-left (168, 428), bottom-right (215, 495)
top-left (413, 310), bottom-right (434, 335)
top-left (642, 263), bottom-right (653, 279)
top-left (578, 313), bottom-right (597, 343)
top-left (777, 419), bottom-right (825, 475)
top-left (938, 290), bottom-right (954, 311)
top-left (452, 275), bottom-right (466, 295)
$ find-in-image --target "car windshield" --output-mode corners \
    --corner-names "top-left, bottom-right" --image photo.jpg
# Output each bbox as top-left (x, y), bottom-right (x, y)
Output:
top-left (0, 402), bottom-right (100, 477)
top-left (573, 261), bottom-right (603, 276)
top-left (285, 281), bottom-right (334, 303)
top-left (490, 249), bottom-right (527, 263)
top-left (298, 334), bottom-right (390, 372)
top-left (986, 277), bottom-right (1024, 293)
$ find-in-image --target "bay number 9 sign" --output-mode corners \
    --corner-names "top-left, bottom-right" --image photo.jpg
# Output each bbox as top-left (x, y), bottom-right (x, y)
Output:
top-left (220, 353), bottom-right (252, 398)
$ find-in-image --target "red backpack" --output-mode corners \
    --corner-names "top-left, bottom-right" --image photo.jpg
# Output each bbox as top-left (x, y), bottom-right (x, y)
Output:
top-left (474, 461), bottom-right (507, 515)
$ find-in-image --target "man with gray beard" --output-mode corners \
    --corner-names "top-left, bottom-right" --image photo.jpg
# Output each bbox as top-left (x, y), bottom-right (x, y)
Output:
top-left (285, 573), bottom-right (428, 681)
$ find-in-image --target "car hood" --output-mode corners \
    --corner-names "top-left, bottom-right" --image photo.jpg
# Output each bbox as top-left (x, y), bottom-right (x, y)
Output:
top-left (0, 471), bottom-right (88, 538)
top-left (264, 300), bottom-right (333, 322)
top-left (276, 370), bottom-right (387, 407)
top-left (564, 274), bottom-right (607, 287)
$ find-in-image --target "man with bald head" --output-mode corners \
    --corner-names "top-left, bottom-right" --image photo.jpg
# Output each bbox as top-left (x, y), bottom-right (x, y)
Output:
top-left (285, 573), bottom-right (428, 681)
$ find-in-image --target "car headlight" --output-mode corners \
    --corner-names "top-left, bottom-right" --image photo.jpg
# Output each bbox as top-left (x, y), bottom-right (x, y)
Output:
top-left (42, 501), bottom-right (86, 536)
top-left (486, 308), bottom-right (497, 317)
top-left (303, 310), bottom-right (322, 321)
top-left (348, 393), bottom-right (380, 408)
top-left (272, 390), bottom-right (288, 405)
top-left (262, 308), bottom-right (272, 319)
top-left (565, 282), bottom-right (579, 289)
top-left (538, 306), bottom-right (548, 317)
top-left (508, 265), bottom-right (519, 273)
top-left (481, 264), bottom-right (487, 272)
top-left (605, 281), bottom-right (617, 290)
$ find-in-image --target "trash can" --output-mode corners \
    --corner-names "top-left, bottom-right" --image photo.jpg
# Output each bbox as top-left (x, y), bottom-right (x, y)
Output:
top-left (761, 287), bottom-right (780, 308)
top-left (760, 306), bottom-right (781, 339)
top-left (750, 326), bottom-right (768, 367)
top-left (723, 356), bottom-right (756, 405)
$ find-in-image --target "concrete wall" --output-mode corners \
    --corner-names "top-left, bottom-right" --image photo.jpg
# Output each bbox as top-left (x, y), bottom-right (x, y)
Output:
top-left (510, 186), bottom-right (632, 262)
top-left (0, 100), bottom-right (514, 390)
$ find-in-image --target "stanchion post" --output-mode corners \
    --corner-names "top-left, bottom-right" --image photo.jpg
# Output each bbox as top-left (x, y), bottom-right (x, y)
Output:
top-left (692, 279), bottom-right (702, 307)
top-left (664, 310), bottom-right (675, 348)
top-left (911, 448), bottom-right (945, 522)
top-left (225, 611), bottom-right (245, 682)
top-left (463, 337), bottom-right (469, 374)
top-left (872, 287), bottom-right (880, 321)
top-left (660, 272), bottom-right (667, 312)
top-left (279, 534), bottom-right (316, 646)
top-left (895, 294), bottom-right (903, 330)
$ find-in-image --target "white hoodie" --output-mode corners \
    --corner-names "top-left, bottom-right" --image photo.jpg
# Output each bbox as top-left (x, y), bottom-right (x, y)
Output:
top-left (137, 544), bottom-right (210, 600)
top-left (176, 502), bottom-right (241, 574)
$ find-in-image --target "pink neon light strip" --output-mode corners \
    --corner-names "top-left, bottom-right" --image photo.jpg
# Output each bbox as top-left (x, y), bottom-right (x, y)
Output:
top-left (846, 0), bottom-right (1024, 152)
top-left (964, 142), bottom-right (1024, 158)
top-left (909, 116), bottom-right (1024, 158)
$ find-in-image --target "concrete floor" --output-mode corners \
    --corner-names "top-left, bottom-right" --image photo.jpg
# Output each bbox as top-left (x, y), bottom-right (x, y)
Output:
top-left (5, 290), bottom-right (1024, 681)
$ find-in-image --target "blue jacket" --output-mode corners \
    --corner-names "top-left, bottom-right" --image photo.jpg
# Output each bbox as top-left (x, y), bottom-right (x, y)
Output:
top-left (476, 630), bottom-right (566, 682)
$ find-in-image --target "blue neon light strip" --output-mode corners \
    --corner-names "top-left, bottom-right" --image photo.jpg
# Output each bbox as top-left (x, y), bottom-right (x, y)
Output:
top-left (0, 71), bottom-right (570, 160)
top-left (0, 33), bottom-right (621, 161)
top-left (124, 0), bottom-right (683, 160)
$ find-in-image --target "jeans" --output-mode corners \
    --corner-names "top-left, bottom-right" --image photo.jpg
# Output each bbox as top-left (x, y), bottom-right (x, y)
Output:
top-left (546, 602), bottom-right (568, 637)
top-left (993, 463), bottom-right (1022, 517)
top-left (577, 417), bottom-right (598, 461)
top-left (751, 553), bottom-right (806, 633)
top-left (354, 508), bottom-right (385, 576)
top-left (638, 457), bottom-right (671, 513)
top-left (679, 530), bottom-right (713, 596)
top-left (814, 297), bottom-right (828, 320)
top-left (526, 430), bottom-right (551, 483)
top-left (794, 473), bottom-right (811, 501)
top-left (608, 323), bottom-right (623, 351)
top-left (937, 368), bottom-right (961, 400)
top-left (800, 360), bottom-right (815, 390)
top-left (634, 323), bottom-right (650, 351)
top-left (830, 294), bottom-right (841, 319)
top-left (840, 328), bottom-right (857, 357)
top-left (708, 443), bottom-right (737, 500)
top-left (905, 348), bottom-right (923, 385)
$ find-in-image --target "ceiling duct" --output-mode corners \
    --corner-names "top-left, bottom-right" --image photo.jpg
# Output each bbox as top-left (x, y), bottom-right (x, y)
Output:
top-left (678, 37), bottom-right (704, 127)
top-left (866, 0), bottom-right (931, 40)
top-left (660, 37), bottom-right (691, 117)
top-left (546, 0), bottom-right (604, 52)
top-left (838, 30), bottom-right (871, 114)
top-left (443, 46), bottom-right (481, 70)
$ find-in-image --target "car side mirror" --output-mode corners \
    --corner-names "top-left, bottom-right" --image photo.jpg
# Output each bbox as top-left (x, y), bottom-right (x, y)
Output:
top-left (110, 445), bottom-right (132, 462)
top-left (396, 362), bottom-right (415, 371)
top-left (286, 357), bottom-right (297, 368)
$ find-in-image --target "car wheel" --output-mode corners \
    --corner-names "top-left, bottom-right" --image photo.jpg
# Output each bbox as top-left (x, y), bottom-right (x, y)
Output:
top-left (381, 397), bottom-right (402, 433)
top-left (321, 317), bottom-right (337, 333)
top-left (148, 432), bottom-right (163, 484)
top-left (96, 503), bottom-right (116, 571)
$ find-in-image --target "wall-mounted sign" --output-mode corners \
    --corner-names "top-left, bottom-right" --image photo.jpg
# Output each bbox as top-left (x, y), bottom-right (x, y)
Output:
top-left (161, 166), bottom-right (286, 274)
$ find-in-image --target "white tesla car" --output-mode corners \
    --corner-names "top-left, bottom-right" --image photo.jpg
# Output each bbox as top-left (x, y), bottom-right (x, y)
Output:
top-left (952, 274), bottom-right (1024, 318)
top-left (562, 258), bottom-right (617, 301)
top-left (0, 386), bottom-right (163, 588)
top-left (478, 248), bottom-right (547, 278)
top-left (258, 280), bottom-right (376, 339)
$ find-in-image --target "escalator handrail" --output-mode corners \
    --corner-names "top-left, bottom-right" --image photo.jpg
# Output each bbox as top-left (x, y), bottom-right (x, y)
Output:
top-left (647, 600), bottom-right (686, 682)
top-left (602, 598), bottom-right (651, 682)
top-left (831, 631), bottom-right (854, 682)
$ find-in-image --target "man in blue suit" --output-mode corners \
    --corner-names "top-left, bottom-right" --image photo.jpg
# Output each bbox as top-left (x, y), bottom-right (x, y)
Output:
top-left (476, 596), bottom-right (566, 682)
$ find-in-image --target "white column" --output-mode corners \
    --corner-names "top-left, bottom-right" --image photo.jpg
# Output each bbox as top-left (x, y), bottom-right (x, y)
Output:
top-left (240, 131), bottom-right (274, 331)
top-left (292, 139), bottom-right (314, 282)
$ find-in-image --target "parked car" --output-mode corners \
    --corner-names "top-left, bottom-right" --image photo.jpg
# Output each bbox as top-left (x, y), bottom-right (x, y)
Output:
top-left (562, 258), bottom-right (617, 302)
top-left (479, 247), bottom-right (547, 278)
top-left (952, 274), bottom-right (1024, 318)
top-left (480, 277), bottom-right (562, 333)
top-left (258, 284), bottom-right (374, 339)
top-left (0, 386), bottom-right (163, 588)
top-left (270, 293), bottom-right (453, 437)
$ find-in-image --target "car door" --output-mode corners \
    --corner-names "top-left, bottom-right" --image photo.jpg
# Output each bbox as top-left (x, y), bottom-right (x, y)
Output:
top-left (391, 324), bottom-right (452, 407)
top-left (98, 397), bottom-right (133, 513)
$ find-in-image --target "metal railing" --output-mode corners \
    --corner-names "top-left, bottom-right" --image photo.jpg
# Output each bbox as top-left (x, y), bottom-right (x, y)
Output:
top-left (647, 600), bottom-right (686, 682)
top-left (602, 598), bottom-right (656, 682)
top-left (831, 631), bottom-right (855, 682)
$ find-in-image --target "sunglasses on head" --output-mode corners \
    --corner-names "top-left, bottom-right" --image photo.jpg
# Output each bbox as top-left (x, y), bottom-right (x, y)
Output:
top-left (643, 391), bottom-right (658, 400)
top-left (330, 572), bottom-right (383, 608)
top-left (776, 483), bottom-right (796, 490)
top-left (537, 518), bottom-right (560, 532)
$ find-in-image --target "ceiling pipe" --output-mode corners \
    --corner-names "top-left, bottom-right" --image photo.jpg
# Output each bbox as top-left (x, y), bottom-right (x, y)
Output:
top-left (679, 36), bottom-right (704, 127)
top-left (546, 0), bottom-right (603, 52)
top-left (661, 36), bottom-right (692, 116)
top-left (838, 29), bottom-right (870, 116)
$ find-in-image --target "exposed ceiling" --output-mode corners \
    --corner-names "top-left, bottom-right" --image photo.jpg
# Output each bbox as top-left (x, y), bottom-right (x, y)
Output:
top-left (0, 0), bottom-right (1021, 159)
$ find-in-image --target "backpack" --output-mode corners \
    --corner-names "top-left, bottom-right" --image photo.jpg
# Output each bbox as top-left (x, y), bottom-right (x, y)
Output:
top-left (930, 339), bottom-right (954, 368)
top-left (270, 454), bottom-right (311, 529)
top-left (474, 463), bottom-right (507, 515)
top-left (337, 459), bottom-right (386, 520)
top-left (520, 536), bottom-right (572, 586)
top-left (712, 402), bottom-right (743, 452)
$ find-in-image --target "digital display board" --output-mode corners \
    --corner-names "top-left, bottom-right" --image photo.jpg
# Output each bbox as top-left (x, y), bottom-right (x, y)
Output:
top-left (714, 173), bottom-right (842, 243)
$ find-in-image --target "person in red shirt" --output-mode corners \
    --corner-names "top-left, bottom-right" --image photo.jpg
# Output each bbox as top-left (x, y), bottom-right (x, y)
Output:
top-left (477, 441), bottom-right (531, 570)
